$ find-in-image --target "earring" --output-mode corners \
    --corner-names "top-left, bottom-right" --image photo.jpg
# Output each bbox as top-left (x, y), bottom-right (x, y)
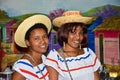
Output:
top-left (79, 44), bottom-right (81, 50)
top-left (63, 42), bottom-right (65, 49)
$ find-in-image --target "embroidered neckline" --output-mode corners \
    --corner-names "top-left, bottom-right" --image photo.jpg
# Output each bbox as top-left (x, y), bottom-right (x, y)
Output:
top-left (57, 53), bottom-right (90, 62)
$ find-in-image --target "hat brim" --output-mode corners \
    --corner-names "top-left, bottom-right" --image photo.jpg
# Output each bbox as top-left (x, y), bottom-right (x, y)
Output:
top-left (53, 16), bottom-right (93, 27)
top-left (14, 14), bottom-right (51, 48)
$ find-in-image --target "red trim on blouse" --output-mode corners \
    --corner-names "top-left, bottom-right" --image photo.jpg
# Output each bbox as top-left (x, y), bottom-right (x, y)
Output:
top-left (46, 56), bottom-right (97, 72)
top-left (20, 68), bottom-right (39, 78)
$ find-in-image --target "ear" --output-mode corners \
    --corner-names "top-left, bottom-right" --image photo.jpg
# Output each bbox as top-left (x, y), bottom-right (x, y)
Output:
top-left (25, 40), bottom-right (30, 47)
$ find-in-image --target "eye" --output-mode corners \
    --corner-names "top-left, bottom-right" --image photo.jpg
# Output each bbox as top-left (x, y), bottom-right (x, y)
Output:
top-left (34, 37), bottom-right (39, 40)
top-left (43, 34), bottom-right (48, 38)
top-left (79, 31), bottom-right (83, 35)
top-left (70, 31), bottom-right (76, 35)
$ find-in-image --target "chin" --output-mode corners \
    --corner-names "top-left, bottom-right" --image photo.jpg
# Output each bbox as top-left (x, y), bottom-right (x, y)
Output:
top-left (75, 46), bottom-right (80, 49)
top-left (41, 49), bottom-right (47, 53)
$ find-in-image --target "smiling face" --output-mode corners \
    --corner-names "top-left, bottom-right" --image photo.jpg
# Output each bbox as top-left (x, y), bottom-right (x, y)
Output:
top-left (65, 25), bottom-right (84, 50)
top-left (26, 28), bottom-right (48, 54)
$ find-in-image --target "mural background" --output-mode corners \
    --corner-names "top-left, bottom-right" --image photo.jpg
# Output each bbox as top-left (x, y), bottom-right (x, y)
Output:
top-left (0, 0), bottom-right (120, 79)
top-left (0, 0), bottom-right (120, 17)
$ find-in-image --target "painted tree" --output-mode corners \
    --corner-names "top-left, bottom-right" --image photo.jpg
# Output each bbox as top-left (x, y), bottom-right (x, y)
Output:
top-left (48, 8), bottom-right (65, 31)
top-left (48, 8), bottom-right (65, 20)
top-left (0, 9), bottom-right (9, 19)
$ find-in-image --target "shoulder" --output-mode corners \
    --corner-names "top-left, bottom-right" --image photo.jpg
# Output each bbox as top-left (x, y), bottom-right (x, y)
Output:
top-left (12, 59), bottom-right (33, 70)
top-left (83, 48), bottom-right (95, 54)
top-left (14, 59), bottom-right (31, 65)
top-left (42, 55), bottom-right (46, 63)
top-left (48, 49), bottom-right (58, 55)
top-left (47, 49), bottom-right (63, 58)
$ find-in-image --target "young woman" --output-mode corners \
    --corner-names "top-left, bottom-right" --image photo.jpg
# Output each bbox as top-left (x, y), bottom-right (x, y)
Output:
top-left (12, 14), bottom-right (51, 80)
top-left (45, 11), bottom-right (101, 80)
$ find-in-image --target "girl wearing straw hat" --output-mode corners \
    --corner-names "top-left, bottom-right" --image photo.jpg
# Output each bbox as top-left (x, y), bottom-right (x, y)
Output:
top-left (45, 11), bottom-right (101, 80)
top-left (12, 14), bottom-right (51, 80)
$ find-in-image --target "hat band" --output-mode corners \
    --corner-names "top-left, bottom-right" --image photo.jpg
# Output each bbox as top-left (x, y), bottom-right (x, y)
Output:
top-left (62, 11), bottom-right (82, 16)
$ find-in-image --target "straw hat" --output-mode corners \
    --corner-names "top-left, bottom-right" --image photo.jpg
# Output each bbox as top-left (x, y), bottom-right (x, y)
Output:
top-left (53, 10), bottom-right (93, 27)
top-left (14, 14), bottom-right (51, 48)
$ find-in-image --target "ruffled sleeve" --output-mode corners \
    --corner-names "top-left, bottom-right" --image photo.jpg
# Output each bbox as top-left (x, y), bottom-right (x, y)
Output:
top-left (12, 59), bottom-right (39, 80)
top-left (87, 48), bottom-right (101, 72)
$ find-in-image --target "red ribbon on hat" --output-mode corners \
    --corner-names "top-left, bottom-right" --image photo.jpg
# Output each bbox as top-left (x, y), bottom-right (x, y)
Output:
top-left (62, 11), bottom-right (82, 16)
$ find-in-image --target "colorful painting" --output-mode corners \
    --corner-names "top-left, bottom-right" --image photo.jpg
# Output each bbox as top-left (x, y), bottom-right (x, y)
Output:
top-left (93, 16), bottom-right (120, 66)
top-left (0, 1), bottom-right (120, 77)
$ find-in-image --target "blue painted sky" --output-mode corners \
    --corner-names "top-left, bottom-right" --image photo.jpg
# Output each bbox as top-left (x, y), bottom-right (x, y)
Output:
top-left (0, 0), bottom-right (120, 17)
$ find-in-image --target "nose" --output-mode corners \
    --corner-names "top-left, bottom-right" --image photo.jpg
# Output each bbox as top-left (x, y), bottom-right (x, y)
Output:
top-left (39, 38), bottom-right (46, 44)
top-left (75, 33), bottom-right (80, 39)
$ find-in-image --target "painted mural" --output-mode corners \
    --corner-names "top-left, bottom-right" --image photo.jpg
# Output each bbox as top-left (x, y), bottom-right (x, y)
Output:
top-left (0, 0), bottom-right (120, 79)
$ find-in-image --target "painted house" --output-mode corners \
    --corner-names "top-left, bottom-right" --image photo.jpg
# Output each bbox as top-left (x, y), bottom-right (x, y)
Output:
top-left (93, 16), bottom-right (120, 65)
top-left (0, 19), bottom-right (17, 54)
top-left (88, 17), bottom-right (103, 52)
top-left (48, 29), bottom-right (61, 52)
top-left (0, 19), bottom-right (12, 43)
top-left (6, 20), bottom-right (17, 43)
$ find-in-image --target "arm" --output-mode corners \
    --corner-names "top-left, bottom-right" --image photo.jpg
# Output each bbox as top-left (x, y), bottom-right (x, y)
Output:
top-left (47, 66), bottom-right (58, 80)
top-left (94, 70), bottom-right (101, 80)
top-left (11, 71), bottom-right (26, 80)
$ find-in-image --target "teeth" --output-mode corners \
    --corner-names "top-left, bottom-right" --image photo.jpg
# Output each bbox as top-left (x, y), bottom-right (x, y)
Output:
top-left (74, 41), bottom-right (79, 43)
top-left (40, 45), bottom-right (45, 48)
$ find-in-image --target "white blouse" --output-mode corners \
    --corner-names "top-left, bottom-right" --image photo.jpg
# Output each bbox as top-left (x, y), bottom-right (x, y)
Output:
top-left (45, 48), bottom-right (101, 80)
top-left (12, 55), bottom-right (49, 80)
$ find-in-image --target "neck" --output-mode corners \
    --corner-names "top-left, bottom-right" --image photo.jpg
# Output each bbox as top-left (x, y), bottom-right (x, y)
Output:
top-left (64, 43), bottom-right (80, 51)
top-left (28, 50), bottom-right (42, 58)
top-left (62, 47), bottom-right (84, 57)
top-left (25, 52), bottom-right (43, 65)
top-left (62, 48), bottom-right (79, 57)
top-left (63, 46), bottom-right (80, 52)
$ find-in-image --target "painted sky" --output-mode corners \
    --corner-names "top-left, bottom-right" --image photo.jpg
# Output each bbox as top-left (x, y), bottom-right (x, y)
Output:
top-left (0, 0), bottom-right (120, 17)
